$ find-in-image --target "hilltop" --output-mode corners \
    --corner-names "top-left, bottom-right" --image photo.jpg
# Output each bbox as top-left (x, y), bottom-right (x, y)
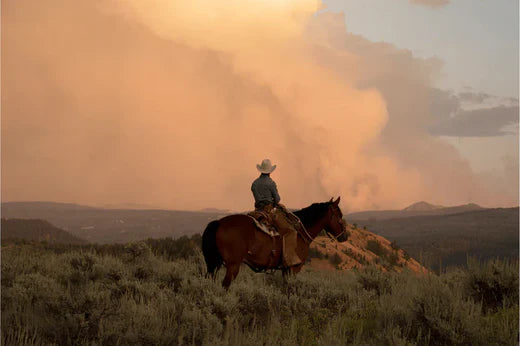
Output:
top-left (308, 224), bottom-right (426, 273)
top-left (402, 201), bottom-right (444, 211)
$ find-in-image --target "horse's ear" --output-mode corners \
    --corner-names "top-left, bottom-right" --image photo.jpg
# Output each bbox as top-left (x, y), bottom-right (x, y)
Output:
top-left (334, 196), bottom-right (341, 206)
top-left (329, 197), bottom-right (333, 203)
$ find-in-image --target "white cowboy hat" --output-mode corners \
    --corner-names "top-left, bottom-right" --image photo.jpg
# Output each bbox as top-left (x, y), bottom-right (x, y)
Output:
top-left (256, 159), bottom-right (277, 174)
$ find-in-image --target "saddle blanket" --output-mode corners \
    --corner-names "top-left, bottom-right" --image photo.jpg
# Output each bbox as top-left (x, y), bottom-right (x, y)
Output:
top-left (247, 215), bottom-right (279, 237)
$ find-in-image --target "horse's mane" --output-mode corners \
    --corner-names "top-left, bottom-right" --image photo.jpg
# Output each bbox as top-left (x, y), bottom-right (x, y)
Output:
top-left (293, 202), bottom-right (331, 227)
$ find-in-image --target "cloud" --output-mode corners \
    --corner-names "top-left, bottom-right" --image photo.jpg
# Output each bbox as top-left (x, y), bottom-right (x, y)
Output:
top-left (426, 88), bottom-right (519, 137)
top-left (429, 106), bottom-right (520, 137)
top-left (2, 1), bottom-right (517, 212)
top-left (305, 12), bottom-right (517, 207)
top-left (457, 91), bottom-right (493, 105)
top-left (409, 0), bottom-right (450, 8)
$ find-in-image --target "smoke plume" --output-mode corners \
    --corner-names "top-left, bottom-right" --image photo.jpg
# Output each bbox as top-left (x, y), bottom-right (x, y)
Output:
top-left (2, 0), bottom-right (516, 211)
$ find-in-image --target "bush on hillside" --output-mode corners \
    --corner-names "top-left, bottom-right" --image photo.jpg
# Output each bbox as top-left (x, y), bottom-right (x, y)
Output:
top-left (308, 246), bottom-right (327, 260)
top-left (328, 253), bottom-right (342, 267)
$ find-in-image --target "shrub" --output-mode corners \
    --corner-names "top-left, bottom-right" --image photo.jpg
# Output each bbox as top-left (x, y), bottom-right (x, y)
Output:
top-left (356, 266), bottom-right (391, 296)
top-left (328, 253), bottom-right (343, 267)
top-left (366, 239), bottom-right (386, 257)
top-left (342, 248), bottom-right (356, 259)
top-left (367, 240), bottom-right (401, 268)
top-left (409, 276), bottom-right (482, 345)
top-left (145, 235), bottom-right (201, 261)
top-left (465, 258), bottom-right (519, 312)
top-left (308, 247), bottom-right (326, 259)
top-left (1, 242), bottom-right (518, 345)
top-left (387, 251), bottom-right (400, 266)
top-left (123, 242), bottom-right (152, 263)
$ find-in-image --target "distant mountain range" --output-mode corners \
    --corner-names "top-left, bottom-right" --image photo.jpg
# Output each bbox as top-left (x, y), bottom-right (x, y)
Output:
top-left (347, 201), bottom-right (484, 221)
top-left (1, 202), bottom-right (427, 274)
top-left (3, 201), bottom-right (97, 211)
top-left (2, 201), bottom-right (229, 244)
top-left (351, 207), bottom-right (519, 270)
top-left (2, 201), bottom-right (517, 270)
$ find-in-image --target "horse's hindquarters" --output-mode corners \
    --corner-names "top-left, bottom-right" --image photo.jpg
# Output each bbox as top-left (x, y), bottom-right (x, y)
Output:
top-left (215, 215), bottom-right (282, 270)
top-left (215, 215), bottom-right (257, 265)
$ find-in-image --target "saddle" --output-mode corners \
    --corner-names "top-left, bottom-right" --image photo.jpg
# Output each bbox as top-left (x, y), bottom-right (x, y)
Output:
top-left (247, 207), bottom-right (310, 269)
top-left (247, 209), bottom-right (279, 237)
top-left (247, 206), bottom-right (310, 240)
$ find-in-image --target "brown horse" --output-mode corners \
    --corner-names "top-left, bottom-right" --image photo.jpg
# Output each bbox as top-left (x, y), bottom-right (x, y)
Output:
top-left (202, 197), bottom-right (348, 289)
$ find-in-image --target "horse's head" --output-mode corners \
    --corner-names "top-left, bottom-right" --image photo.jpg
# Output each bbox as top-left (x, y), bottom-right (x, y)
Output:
top-left (324, 197), bottom-right (348, 242)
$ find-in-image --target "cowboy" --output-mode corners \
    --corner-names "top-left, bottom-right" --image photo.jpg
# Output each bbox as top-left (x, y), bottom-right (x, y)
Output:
top-left (251, 159), bottom-right (303, 267)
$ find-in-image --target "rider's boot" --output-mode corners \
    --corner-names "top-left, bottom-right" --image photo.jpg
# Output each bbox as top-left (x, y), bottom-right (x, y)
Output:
top-left (283, 230), bottom-right (303, 267)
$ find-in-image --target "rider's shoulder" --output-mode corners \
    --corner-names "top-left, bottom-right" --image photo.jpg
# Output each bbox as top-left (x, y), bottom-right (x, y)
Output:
top-left (253, 174), bottom-right (276, 185)
top-left (265, 176), bottom-right (277, 188)
top-left (252, 176), bottom-right (263, 186)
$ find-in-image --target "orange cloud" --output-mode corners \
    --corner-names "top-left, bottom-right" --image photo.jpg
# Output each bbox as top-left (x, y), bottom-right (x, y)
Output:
top-left (2, 1), bottom-right (516, 212)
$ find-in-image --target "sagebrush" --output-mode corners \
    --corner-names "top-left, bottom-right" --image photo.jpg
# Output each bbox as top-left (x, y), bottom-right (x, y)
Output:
top-left (1, 238), bottom-right (518, 345)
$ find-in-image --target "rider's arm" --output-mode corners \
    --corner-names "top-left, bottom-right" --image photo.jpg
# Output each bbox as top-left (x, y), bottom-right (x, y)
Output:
top-left (251, 182), bottom-right (260, 202)
top-left (270, 181), bottom-right (281, 205)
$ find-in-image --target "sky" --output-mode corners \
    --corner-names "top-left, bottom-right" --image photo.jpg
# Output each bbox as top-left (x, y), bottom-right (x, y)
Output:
top-left (322, 0), bottom-right (518, 98)
top-left (321, 0), bottom-right (519, 175)
top-left (1, 0), bottom-right (518, 212)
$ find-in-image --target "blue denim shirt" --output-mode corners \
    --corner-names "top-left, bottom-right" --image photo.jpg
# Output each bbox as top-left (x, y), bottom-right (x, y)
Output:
top-left (251, 174), bottom-right (281, 209)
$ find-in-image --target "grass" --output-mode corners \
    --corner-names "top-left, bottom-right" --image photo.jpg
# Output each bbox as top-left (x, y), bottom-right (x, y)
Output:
top-left (1, 239), bottom-right (518, 345)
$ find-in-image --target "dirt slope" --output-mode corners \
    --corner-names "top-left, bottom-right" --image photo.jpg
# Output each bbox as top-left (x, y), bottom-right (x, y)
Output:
top-left (308, 224), bottom-right (427, 273)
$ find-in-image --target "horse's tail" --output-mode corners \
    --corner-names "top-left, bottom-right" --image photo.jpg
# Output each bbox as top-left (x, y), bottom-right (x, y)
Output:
top-left (202, 220), bottom-right (223, 278)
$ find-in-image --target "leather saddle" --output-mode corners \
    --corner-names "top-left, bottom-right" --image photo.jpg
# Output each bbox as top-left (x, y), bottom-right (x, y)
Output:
top-left (247, 210), bottom-right (280, 237)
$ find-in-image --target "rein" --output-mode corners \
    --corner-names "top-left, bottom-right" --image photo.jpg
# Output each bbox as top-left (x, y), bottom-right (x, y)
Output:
top-left (296, 221), bottom-right (314, 244)
top-left (293, 202), bottom-right (346, 245)
top-left (325, 229), bottom-right (347, 243)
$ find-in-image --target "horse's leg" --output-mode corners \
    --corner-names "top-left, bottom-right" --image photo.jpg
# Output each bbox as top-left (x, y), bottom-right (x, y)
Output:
top-left (222, 263), bottom-right (241, 290)
top-left (282, 268), bottom-right (290, 282)
top-left (216, 219), bottom-right (254, 289)
top-left (290, 264), bottom-right (304, 274)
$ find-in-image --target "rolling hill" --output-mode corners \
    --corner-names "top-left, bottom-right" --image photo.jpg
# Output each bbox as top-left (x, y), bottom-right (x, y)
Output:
top-left (2, 201), bottom-right (229, 243)
top-left (1, 218), bottom-right (86, 244)
top-left (3, 201), bottom-right (517, 271)
top-left (350, 207), bottom-right (519, 270)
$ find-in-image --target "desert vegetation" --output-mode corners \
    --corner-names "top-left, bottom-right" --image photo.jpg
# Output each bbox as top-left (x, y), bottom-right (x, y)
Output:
top-left (2, 238), bottom-right (518, 345)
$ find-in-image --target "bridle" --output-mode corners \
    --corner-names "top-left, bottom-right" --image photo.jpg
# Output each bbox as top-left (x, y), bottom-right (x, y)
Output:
top-left (325, 205), bottom-right (347, 242)
top-left (325, 227), bottom-right (347, 242)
